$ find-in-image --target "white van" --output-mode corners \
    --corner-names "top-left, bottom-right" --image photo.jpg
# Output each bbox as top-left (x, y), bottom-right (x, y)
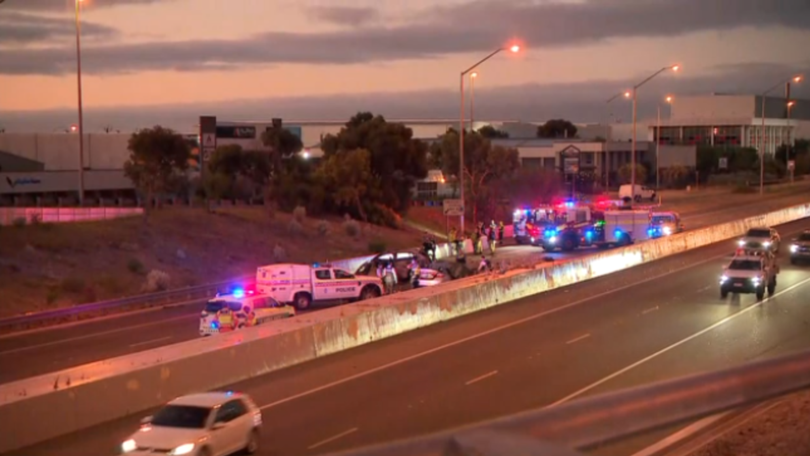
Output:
top-left (619, 184), bottom-right (656, 202)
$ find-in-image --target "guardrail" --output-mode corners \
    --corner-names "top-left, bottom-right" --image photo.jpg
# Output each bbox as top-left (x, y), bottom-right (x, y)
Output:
top-left (0, 276), bottom-right (252, 332)
top-left (323, 348), bottom-right (810, 456)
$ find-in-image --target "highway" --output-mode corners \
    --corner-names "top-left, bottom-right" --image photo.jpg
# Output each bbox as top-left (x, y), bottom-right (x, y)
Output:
top-left (9, 216), bottom-right (810, 456)
top-left (0, 191), bottom-right (808, 385)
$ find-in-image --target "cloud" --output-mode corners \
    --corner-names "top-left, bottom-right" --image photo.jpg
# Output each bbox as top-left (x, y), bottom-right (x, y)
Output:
top-left (1, 0), bottom-right (176, 11)
top-left (1, 0), bottom-right (808, 75)
top-left (0, 11), bottom-right (119, 45)
top-left (308, 5), bottom-right (380, 26)
top-left (3, 61), bottom-right (808, 133)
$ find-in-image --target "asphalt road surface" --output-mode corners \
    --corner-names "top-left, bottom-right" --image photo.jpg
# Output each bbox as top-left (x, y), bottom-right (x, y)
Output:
top-left (9, 216), bottom-right (810, 456)
top-left (0, 191), bottom-right (807, 385)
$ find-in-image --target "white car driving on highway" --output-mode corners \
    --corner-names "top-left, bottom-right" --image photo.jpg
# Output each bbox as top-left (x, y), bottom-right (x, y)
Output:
top-left (737, 226), bottom-right (781, 253)
top-left (121, 392), bottom-right (262, 456)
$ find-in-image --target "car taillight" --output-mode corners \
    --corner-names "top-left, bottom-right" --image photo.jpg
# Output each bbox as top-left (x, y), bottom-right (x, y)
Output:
top-left (436, 272), bottom-right (444, 278)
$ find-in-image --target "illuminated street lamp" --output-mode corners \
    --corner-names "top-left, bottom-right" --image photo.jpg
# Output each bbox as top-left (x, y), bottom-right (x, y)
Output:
top-left (458, 44), bottom-right (520, 233)
top-left (631, 65), bottom-right (680, 191)
top-left (72, 0), bottom-right (87, 205)
top-left (656, 96), bottom-right (673, 190)
top-left (469, 72), bottom-right (478, 127)
top-left (604, 90), bottom-right (631, 188)
top-left (759, 75), bottom-right (802, 194)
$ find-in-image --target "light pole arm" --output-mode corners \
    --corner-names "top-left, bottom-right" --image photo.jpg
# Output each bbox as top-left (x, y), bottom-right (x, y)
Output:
top-left (634, 66), bottom-right (670, 90)
top-left (462, 48), bottom-right (503, 76)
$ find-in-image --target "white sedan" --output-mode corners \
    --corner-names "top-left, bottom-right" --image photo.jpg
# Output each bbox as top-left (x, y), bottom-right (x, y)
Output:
top-left (121, 392), bottom-right (262, 456)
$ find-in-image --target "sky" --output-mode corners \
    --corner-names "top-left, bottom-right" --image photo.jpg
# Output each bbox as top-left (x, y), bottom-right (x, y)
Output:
top-left (1, 0), bottom-right (809, 132)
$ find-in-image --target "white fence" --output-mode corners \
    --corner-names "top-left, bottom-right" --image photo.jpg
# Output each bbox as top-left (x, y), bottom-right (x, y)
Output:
top-left (0, 207), bottom-right (144, 226)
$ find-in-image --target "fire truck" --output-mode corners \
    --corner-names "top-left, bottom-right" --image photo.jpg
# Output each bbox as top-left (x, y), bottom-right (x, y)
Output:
top-left (533, 204), bottom-right (653, 251)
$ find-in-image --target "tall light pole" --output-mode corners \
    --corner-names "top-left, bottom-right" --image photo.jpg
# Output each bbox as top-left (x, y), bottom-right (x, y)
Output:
top-left (631, 64), bottom-right (680, 192)
top-left (605, 90), bottom-right (631, 189)
top-left (459, 44), bottom-right (520, 233)
top-left (75, 0), bottom-right (86, 205)
top-left (656, 95), bottom-right (673, 190)
top-left (469, 72), bottom-right (478, 128)
top-left (759, 75), bottom-right (802, 194)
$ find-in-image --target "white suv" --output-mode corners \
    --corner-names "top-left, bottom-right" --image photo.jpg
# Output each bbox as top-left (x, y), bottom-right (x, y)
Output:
top-left (121, 392), bottom-right (262, 456)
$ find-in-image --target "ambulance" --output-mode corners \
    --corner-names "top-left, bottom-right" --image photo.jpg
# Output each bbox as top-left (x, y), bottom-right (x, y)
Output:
top-left (199, 288), bottom-right (295, 336)
top-left (256, 263), bottom-right (384, 310)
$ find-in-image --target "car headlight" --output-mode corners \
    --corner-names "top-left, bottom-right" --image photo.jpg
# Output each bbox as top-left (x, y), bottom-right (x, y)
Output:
top-left (762, 241), bottom-right (771, 247)
top-left (549, 236), bottom-right (558, 243)
top-left (663, 226), bottom-right (672, 235)
top-left (791, 244), bottom-right (798, 253)
top-left (720, 275), bottom-right (728, 283)
top-left (752, 276), bottom-right (761, 284)
top-left (121, 439), bottom-right (137, 453)
top-left (737, 240), bottom-right (745, 246)
top-left (172, 443), bottom-right (196, 455)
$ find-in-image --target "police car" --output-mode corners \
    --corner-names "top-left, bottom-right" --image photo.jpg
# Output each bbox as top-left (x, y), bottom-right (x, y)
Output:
top-left (199, 288), bottom-right (295, 337)
top-left (256, 263), bottom-right (383, 310)
top-left (720, 249), bottom-right (779, 300)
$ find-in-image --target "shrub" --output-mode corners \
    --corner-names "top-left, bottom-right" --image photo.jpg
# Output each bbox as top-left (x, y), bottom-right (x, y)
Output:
top-left (343, 219), bottom-right (361, 238)
top-left (316, 220), bottom-right (331, 236)
top-left (97, 275), bottom-right (125, 295)
top-left (142, 270), bottom-right (171, 292)
top-left (12, 217), bottom-right (26, 228)
top-left (60, 277), bottom-right (86, 294)
top-left (127, 258), bottom-right (145, 274)
top-left (273, 243), bottom-right (287, 262)
top-left (288, 219), bottom-right (304, 236)
top-left (732, 184), bottom-right (756, 194)
top-left (293, 205), bottom-right (307, 223)
top-left (46, 287), bottom-right (60, 305)
top-left (368, 239), bottom-right (387, 254)
top-left (368, 204), bottom-right (402, 229)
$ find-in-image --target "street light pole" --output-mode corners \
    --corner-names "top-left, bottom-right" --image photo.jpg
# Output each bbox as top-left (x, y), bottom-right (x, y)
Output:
top-left (604, 91), bottom-right (631, 190)
top-left (458, 44), bottom-right (519, 234)
top-left (630, 65), bottom-right (679, 192)
top-left (758, 75), bottom-right (802, 195)
top-left (656, 95), bottom-right (673, 191)
top-left (470, 72), bottom-right (477, 127)
top-left (75, 0), bottom-right (86, 205)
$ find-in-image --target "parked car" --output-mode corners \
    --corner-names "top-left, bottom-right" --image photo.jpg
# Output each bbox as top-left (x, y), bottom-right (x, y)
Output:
top-left (355, 250), bottom-right (431, 281)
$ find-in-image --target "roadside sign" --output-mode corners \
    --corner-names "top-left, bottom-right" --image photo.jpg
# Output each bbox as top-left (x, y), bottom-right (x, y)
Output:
top-left (443, 199), bottom-right (464, 216)
top-left (719, 157), bottom-right (728, 169)
top-left (560, 145), bottom-right (581, 174)
top-left (788, 160), bottom-right (795, 171)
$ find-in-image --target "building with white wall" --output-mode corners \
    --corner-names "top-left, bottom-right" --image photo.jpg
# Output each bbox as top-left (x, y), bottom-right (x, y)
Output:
top-left (648, 94), bottom-right (809, 154)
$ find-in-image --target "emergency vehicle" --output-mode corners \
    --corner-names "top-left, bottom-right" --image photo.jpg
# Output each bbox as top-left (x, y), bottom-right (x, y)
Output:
top-left (649, 211), bottom-right (684, 238)
top-left (720, 248), bottom-right (779, 300)
top-left (199, 288), bottom-right (295, 337)
top-left (533, 204), bottom-right (653, 251)
top-left (256, 263), bottom-right (383, 310)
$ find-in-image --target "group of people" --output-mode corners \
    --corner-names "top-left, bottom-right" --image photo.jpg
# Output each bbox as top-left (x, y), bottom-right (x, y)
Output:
top-left (376, 259), bottom-right (423, 295)
top-left (447, 221), bottom-right (505, 256)
top-left (214, 305), bottom-right (256, 332)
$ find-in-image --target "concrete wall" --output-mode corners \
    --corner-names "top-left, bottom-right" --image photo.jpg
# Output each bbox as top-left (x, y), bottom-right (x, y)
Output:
top-left (656, 145), bottom-right (697, 168)
top-left (2, 202), bottom-right (808, 453)
top-left (0, 133), bottom-right (130, 171)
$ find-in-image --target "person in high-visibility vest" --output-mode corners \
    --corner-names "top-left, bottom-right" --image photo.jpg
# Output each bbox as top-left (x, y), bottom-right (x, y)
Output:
top-left (241, 306), bottom-right (257, 327)
top-left (216, 306), bottom-right (236, 332)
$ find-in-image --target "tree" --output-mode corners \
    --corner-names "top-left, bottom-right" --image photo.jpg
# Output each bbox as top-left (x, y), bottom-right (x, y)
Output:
top-left (321, 112), bottom-right (428, 213)
top-left (617, 163), bottom-right (648, 185)
top-left (124, 126), bottom-right (190, 219)
top-left (537, 119), bottom-right (578, 139)
top-left (261, 126), bottom-right (303, 159)
top-left (478, 125), bottom-right (509, 139)
top-left (502, 168), bottom-right (561, 207)
top-left (205, 145), bottom-right (272, 199)
top-left (315, 148), bottom-right (376, 221)
top-left (661, 165), bottom-right (690, 188)
top-left (431, 129), bottom-right (520, 225)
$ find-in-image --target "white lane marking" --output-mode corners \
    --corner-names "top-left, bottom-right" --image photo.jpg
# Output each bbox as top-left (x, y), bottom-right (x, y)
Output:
top-left (307, 428), bottom-right (359, 450)
top-left (630, 412), bottom-right (731, 456)
top-left (259, 243), bottom-right (743, 411)
top-left (465, 370), bottom-right (498, 386)
top-left (0, 314), bottom-right (195, 356)
top-left (129, 336), bottom-right (172, 348)
top-left (565, 333), bottom-right (591, 344)
top-left (548, 276), bottom-right (810, 407)
top-left (641, 306), bottom-right (659, 315)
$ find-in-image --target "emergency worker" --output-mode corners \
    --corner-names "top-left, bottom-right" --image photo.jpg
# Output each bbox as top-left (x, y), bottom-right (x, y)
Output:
top-left (478, 255), bottom-right (491, 273)
top-left (383, 262), bottom-right (398, 294)
top-left (411, 262), bottom-right (422, 289)
top-left (216, 305), bottom-right (237, 332)
top-left (498, 221), bottom-right (505, 242)
top-left (449, 228), bottom-right (458, 255)
top-left (241, 306), bottom-right (257, 327)
top-left (488, 221), bottom-right (497, 254)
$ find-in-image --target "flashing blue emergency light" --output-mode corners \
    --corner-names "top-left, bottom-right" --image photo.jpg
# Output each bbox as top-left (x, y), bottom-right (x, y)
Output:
top-left (233, 288), bottom-right (245, 299)
top-left (615, 230), bottom-right (623, 238)
top-left (565, 201), bottom-right (574, 208)
top-left (585, 230), bottom-right (593, 238)
top-left (210, 321), bottom-right (219, 329)
top-left (226, 391), bottom-right (233, 396)
top-left (647, 228), bottom-right (654, 236)
top-left (313, 262), bottom-right (320, 268)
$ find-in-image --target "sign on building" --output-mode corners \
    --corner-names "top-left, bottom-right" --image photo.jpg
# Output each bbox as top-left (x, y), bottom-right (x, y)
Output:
top-left (718, 157), bottom-right (728, 170)
top-left (443, 199), bottom-right (464, 217)
top-left (559, 145), bottom-right (582, 174)
top-left (199, 116), bottom-right (217, 172)
top-left (788, 160), bottom-right (795, 171)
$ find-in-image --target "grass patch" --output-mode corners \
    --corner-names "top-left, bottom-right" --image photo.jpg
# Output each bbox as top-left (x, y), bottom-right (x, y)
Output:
top-left (96, 275), bottom-right (126, 296)
top-left (127, 258), bottom-right (145, 274)
top-left (60, 277), bottom-right (86, 294)
top-left (368, 239), bottom-right (387, 254)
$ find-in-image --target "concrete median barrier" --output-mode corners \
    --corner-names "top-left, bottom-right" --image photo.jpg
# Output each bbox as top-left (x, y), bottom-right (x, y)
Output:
top-left (2, 203), bottom-right (808, 453)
